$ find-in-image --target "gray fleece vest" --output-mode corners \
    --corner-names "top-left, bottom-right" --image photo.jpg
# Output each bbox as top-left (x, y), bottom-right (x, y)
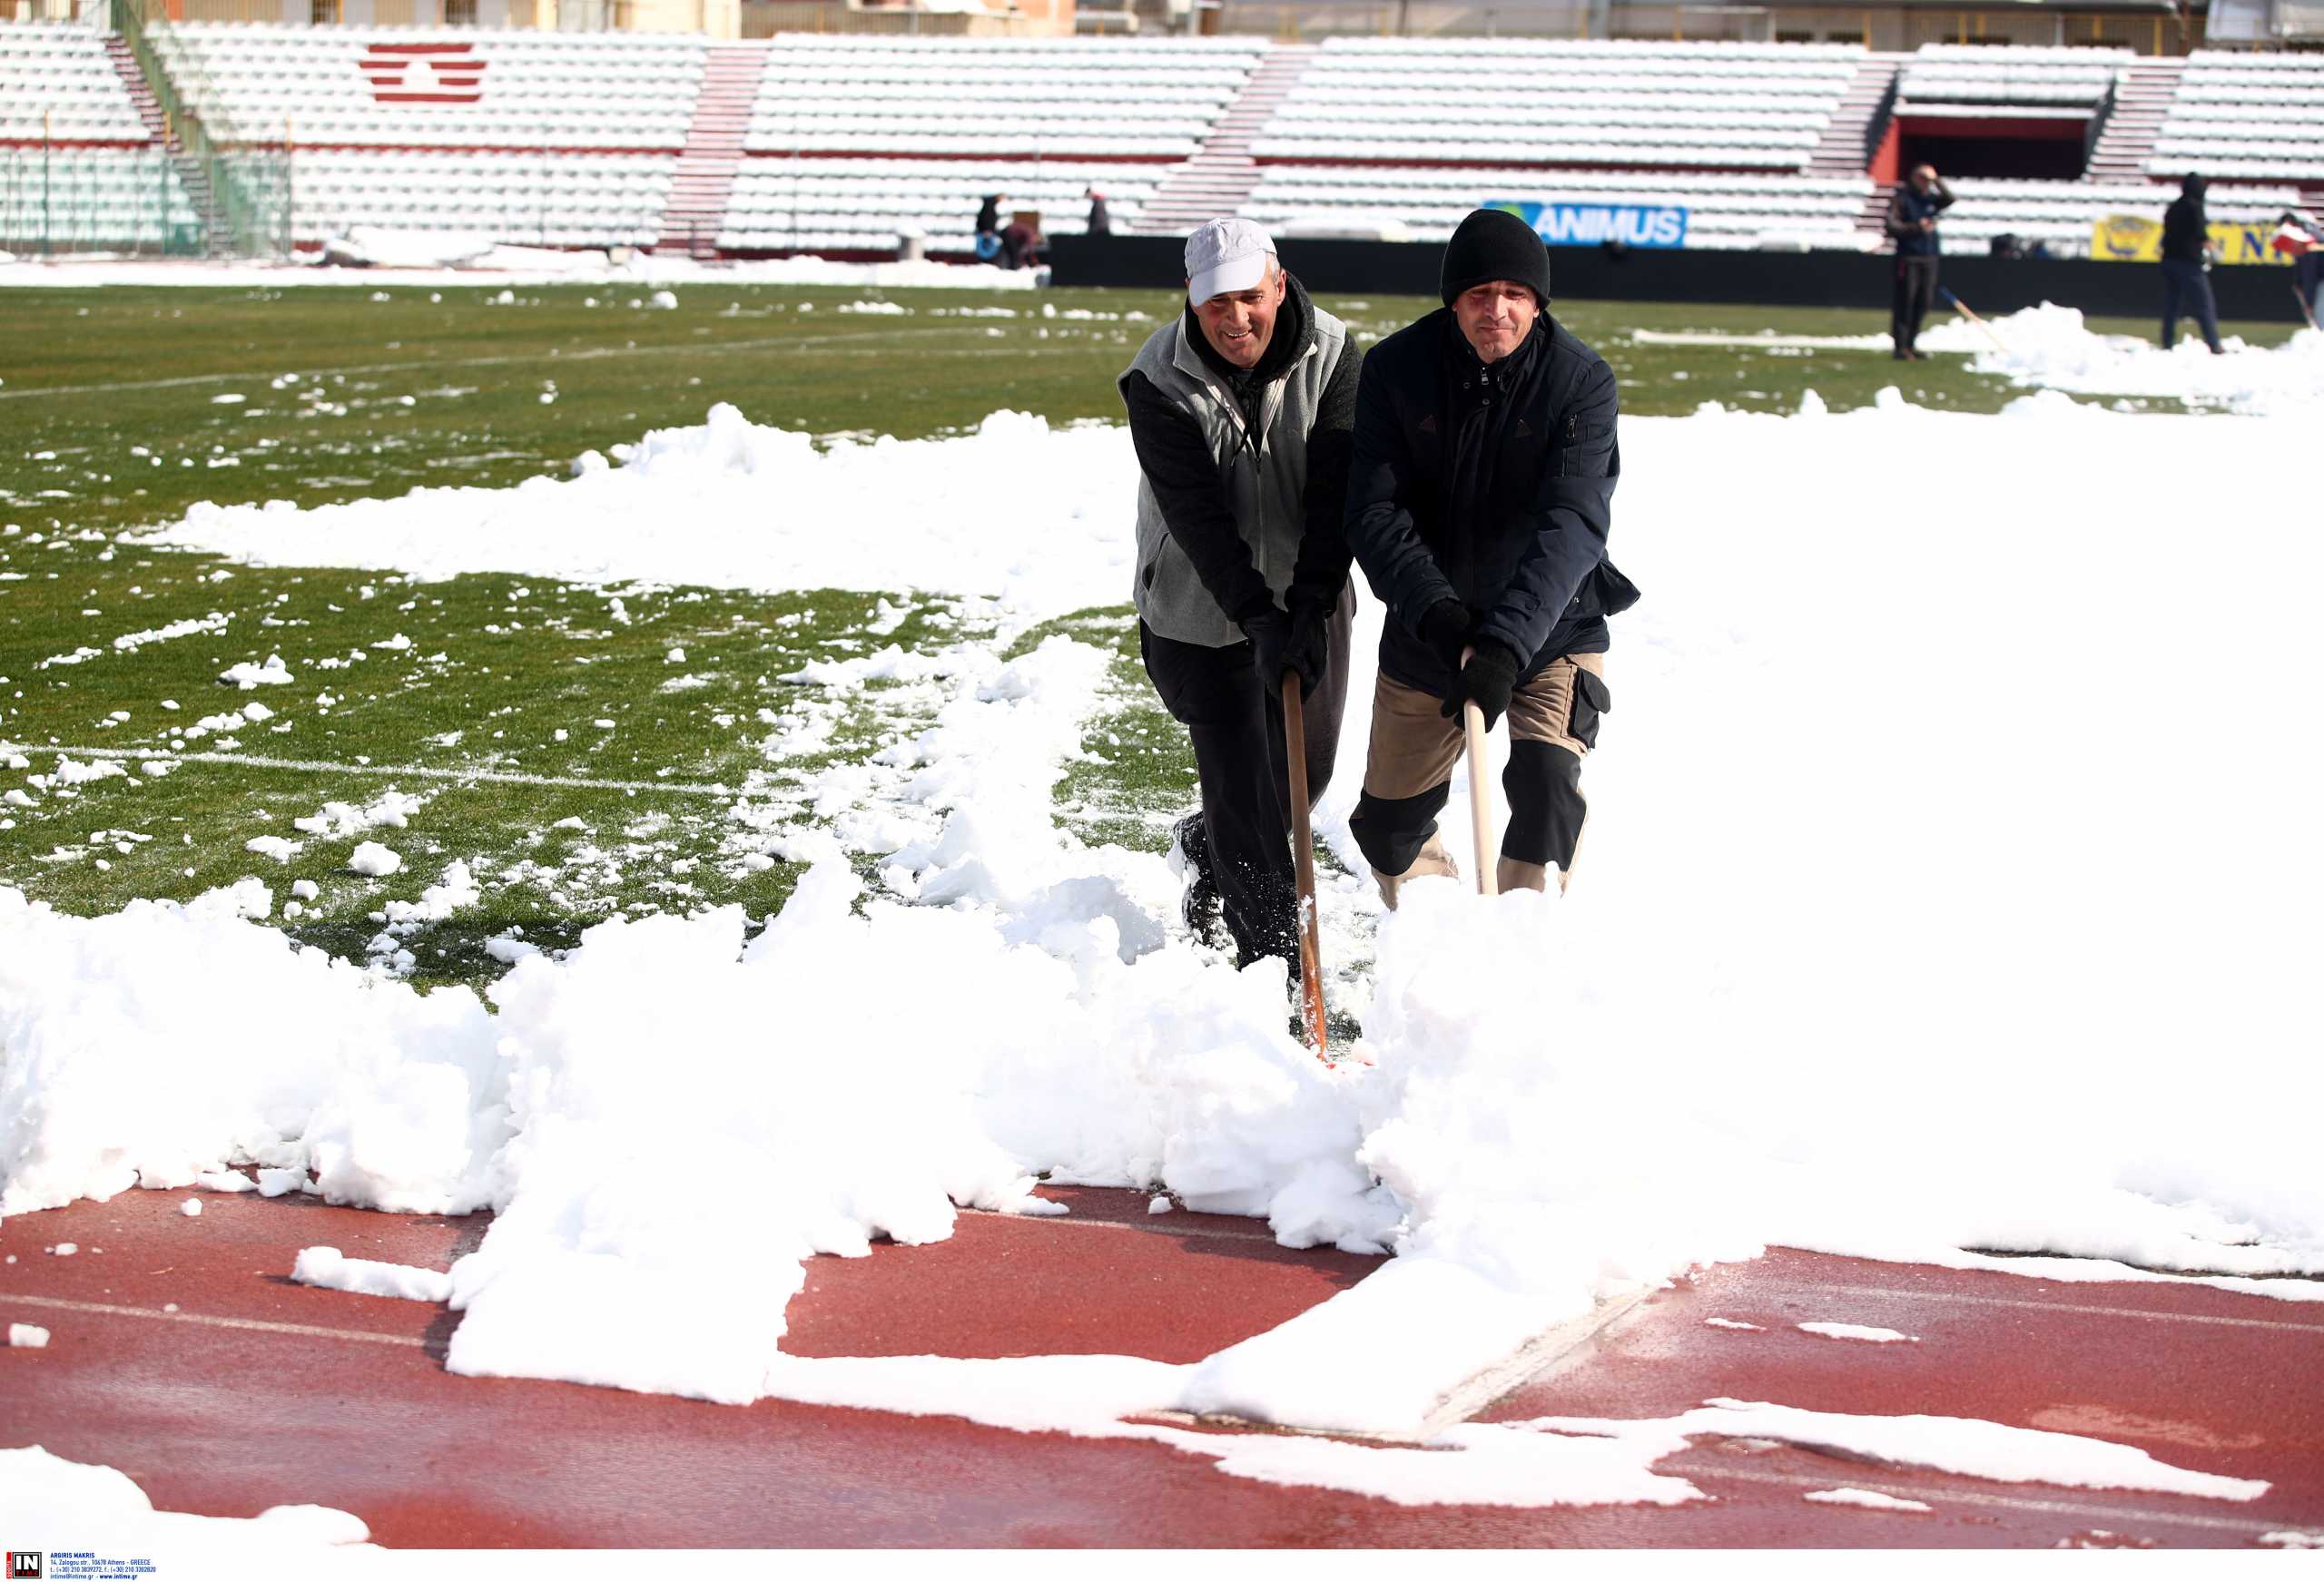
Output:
top-left (1128, 307), bottom-right (1350, 648)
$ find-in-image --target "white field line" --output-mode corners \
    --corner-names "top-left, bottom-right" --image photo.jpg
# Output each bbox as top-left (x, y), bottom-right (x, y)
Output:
top-left (1628, 329), bottom-right (1903, 351)
top-left (0, 325), bottom-right (1089, 402)
top-left (17, 743), bottom-right (740, 799)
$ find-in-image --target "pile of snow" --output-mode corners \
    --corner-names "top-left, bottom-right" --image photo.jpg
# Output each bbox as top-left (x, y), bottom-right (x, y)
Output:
top-left (1957, 304), bottom-right (2324, 414)
top-left (0, 1446), bottom-right (372, 1560)
top-left (9, 390), bottom-right (2323, 1499)
top-left (158, 406), bottom-right (1129, 632)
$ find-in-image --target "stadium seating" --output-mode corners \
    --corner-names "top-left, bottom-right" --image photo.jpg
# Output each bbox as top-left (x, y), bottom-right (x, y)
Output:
top-left (737, 35), bottom-right (1267, 159)
top-left (153, 23), bottom-right (707, 151)
top-left (288, 151), bottom-right (673, 250)
top-left (2149, 51), bottom-right (2324, 183)
top-left (0, 24), bottom-right (201, 252)
top-left (719, 157), bottom-right (1153, 254)
top-left (1893, 44), bottom-right (2129, 120)
top-left (1250, 38), bottom-right (1866, 173)
top-left (0, 21), bottom-right (150, 144)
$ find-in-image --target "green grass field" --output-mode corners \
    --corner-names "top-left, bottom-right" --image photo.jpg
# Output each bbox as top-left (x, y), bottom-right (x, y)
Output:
top-left (0, 280), bottom-right (2296, 991)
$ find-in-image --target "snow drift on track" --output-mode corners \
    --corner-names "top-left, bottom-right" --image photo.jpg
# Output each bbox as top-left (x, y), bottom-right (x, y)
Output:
top-left (8, 327), bottom-right (2324, 1454)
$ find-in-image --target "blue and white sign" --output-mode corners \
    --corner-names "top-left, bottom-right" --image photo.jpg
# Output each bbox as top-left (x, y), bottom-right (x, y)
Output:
top-left (1492, 201), bottom-right (1689, 251)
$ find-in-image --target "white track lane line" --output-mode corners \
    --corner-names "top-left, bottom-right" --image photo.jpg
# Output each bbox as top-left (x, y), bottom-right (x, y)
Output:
top-left (1791, 1280), bottom-right (2324, 1332)
top-left (3, 1291), bottom-right (425, 1349)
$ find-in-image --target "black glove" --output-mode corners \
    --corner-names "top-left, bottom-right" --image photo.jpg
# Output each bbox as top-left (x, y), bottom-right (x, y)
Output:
top-left (1439, 638), bottom-right (1522, 731)
top-left (1240, 605), bottom-right (1293, 692)
top-left (1416, 598), bottom-right (1472, 676)
top-left (1276, 597), bottom-right (1332, 699)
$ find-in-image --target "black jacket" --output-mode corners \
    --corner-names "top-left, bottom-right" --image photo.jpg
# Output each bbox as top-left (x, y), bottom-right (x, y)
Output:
top-left (1886, 179), bottom-right (1953, 259)
top-left (1346, 308), bottom-right (1637, 693)
top-left (1118, 273), bottom-right (1361, 624)
top-left (2162, 188), bottom-right (2209, 264)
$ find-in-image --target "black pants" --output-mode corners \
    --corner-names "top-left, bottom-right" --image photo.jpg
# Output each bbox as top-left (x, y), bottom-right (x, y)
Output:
top-left (2299, 253), bottom-right (2324, 324)
top-left (1892, 256), bottom-right (1940, 353)
top-left (1139, 585), bottom-right (1354, 966)
top-left (2161, 259), bottom-right (2222, 352)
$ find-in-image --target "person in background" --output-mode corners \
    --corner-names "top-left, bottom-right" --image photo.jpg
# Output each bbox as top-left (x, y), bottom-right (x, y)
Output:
top-left (1085, 187), bottom-right (1113, 237)
top-left (1119, 218), bottom-right (1362, 968)
top-left (974, 193), bottom-right (1003, 264)
top-left (1886, 163), bottom-right (1953, 360)
top-left (2279, 207), bottom-right (2324, 325)
top-left (1000, 213), bottom-right (1040, 270)
top-left (2162, 173), bottom-right (2224, 355)
top-left (1343, 208), bottom-right (1639, 903)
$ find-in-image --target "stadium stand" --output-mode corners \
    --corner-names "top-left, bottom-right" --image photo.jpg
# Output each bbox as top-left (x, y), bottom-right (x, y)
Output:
top-left (1892, 44), bottom-right (2129, 122)
top-left (1248, 38), bottom-right (1867, 173)
top-left (720, 157), bottom-right (1158, 255)
top-left (0, 22), bottom-right (200, 252)
top-left (736, 34), bottom-right (1266, 158)
top-left (2149, 50), bottom-right (2324, 186)
top-left (714, 34), bottom-right (1263, 254)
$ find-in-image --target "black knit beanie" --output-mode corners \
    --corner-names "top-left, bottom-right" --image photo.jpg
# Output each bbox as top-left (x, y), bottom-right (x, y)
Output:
top-left (1440, 208), bottom-right (1552, 308)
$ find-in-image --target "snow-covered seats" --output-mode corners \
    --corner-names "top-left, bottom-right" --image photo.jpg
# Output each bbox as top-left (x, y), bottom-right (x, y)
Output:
top-left (2148, 51), bottom-right (2324, 183)
top-left (0, 22), bottom-right (153, 145)
top-left (718, 157), bottom-right (1158, 253)
top-left (1255, 37), bottom-right (1864, 174)
top-left (741, 35), bottom-right (1266, 160)
top-left (1238, 165), bottom-right (1874, 251)
top-left (151, 22), bottom-right (707, 151)
top-left (286, 150), bottom-right (676, 249)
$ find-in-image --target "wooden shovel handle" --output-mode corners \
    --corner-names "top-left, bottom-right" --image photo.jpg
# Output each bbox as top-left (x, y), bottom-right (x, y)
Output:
top-left (1281, 672), bottom-right (1328, 1060)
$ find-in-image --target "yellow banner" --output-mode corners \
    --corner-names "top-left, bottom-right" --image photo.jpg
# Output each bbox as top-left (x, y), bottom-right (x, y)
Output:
top-left (2091, 216), bottom-right (2292, 266)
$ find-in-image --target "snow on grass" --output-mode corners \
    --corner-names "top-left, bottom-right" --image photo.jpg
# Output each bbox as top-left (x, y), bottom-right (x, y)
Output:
top-left (152, 405), bottom-right (1133, 636)
top-left (6, 375), bottom-right (2323, 1501)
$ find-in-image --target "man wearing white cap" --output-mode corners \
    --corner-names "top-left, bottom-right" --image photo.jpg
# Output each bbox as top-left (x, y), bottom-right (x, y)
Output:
top-left (1119, 218), bottom-right (1362, 968)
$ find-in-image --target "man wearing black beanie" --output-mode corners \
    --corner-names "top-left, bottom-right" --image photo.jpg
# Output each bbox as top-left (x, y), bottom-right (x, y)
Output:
top-left (1344, 207), bottom-right (1640, 901)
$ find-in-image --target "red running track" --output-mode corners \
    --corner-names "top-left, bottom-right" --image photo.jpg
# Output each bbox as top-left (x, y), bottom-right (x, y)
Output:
top-left (2, 1186), bottom-right (2319, 1548)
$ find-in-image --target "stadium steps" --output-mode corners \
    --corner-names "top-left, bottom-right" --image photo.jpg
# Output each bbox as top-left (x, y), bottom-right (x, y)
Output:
top-left (2085, 57), bottom-right (2186, 186)
top-left (1807, 52), bottom-right (1906, 181)
top-left (103, 32), bottom-right (223, 256)
top-left (1136, 43), bottom-right (1316, 237)
top-left (655, 42), bottom-right (768, 258)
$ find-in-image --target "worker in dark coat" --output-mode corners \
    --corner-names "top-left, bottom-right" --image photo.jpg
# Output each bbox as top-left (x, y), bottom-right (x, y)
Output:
top-left (1886, 162), bottom-right (1954, 359)
top-left (1343, 208), bottom-right (1639, 903)
top-left (1119, 219), bottom-right (1362, 967)
top-left (2162, 173), bottom-right (2224, 354)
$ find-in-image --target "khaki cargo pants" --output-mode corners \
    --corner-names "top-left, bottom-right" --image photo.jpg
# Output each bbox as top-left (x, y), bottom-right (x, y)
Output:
top-left (1347, 651), bottom-right (1608, 903)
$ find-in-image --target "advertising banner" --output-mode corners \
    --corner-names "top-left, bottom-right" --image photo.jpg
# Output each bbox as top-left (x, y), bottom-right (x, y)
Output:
top-left (2091, 216), bottom-right (2292, 265)
top-left (1492, 201), bottom-right (1689, 251)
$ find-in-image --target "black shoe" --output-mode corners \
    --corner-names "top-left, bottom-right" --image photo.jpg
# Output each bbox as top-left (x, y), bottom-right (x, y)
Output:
top-left (1168, 812), bottom-right (1226, 950)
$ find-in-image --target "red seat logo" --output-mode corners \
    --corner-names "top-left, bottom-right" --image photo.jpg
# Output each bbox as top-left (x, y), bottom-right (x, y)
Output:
top-left (359, 43), bottom-right (487, 104)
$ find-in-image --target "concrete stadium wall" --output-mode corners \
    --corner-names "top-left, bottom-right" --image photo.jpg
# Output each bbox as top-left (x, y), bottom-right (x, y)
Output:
top-left (1050, 233), bottom-right (2314, 324)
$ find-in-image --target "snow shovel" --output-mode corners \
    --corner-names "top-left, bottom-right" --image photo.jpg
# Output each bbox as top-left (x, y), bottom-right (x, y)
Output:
top-left (1937, 287), bottom-right (2011, 357)
top-left (1280, 673), bottom-right (1329, 1059)
top-left (1461, 648), bottom-right (1498, 899)
top-left (2294, 283), bottom-right (2319, 334)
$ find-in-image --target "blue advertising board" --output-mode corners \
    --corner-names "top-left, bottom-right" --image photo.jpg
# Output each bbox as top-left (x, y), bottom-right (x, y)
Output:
top-left (1490, 201), bottom-right (1689, 251)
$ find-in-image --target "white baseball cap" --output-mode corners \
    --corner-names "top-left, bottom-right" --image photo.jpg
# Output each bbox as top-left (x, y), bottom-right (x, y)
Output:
top-left (1186, 218), bottom-right (1276, 304)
